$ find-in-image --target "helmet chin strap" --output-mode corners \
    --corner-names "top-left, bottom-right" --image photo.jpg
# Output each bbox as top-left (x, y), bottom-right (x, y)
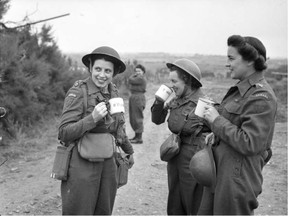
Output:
top-left (89, 58), bottom-right (93, 73)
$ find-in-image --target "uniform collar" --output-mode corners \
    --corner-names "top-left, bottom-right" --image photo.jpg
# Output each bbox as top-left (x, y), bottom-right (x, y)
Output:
top-left (180, 87), bottom-right (204, 104)
top-left (236, 72), bottom-right (264, 96)
top-left (86, 77), bottom-right (117, 95)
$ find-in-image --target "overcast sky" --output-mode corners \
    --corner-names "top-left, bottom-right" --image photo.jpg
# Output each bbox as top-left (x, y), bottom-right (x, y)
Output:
top-left (4, 0), bottom-right (287, 58)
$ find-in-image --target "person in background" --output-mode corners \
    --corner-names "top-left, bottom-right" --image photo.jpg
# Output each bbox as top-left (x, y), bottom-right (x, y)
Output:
top-left (128, 64), bottom-right (147, 144)
top-left (151, 59), bottom-right (210, 215)
top-left (201, 35), bottom-right (277, 215)
top-left (58, 46), bottom-right (134, 215)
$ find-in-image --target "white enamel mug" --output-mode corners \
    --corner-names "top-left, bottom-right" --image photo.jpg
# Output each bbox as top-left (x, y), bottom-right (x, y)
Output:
top-left (194, 98), bottom-right (215, 118)
top-left (155, 84), bottom-right (174, 102)
top-left (108, 97), bottom-right (125, 115)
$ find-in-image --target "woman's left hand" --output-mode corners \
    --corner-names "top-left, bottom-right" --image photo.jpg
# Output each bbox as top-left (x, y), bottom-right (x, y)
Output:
top-left (203, 105), bottom-right (220, 124)
top-left (127, 154), bottom-right (135, 169)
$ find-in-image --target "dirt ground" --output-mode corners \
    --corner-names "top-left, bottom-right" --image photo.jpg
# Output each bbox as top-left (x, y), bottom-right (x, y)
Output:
top-left (0, 81), bottom-right (287, 215)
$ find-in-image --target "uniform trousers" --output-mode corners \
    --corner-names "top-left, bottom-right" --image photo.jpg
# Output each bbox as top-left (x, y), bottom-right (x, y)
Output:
top-left (129, 93), bottom-right (146, 133)
top-left (61, 147), bottom-right (117, 215)
top-left (167, 143), bottom-right (203, 215)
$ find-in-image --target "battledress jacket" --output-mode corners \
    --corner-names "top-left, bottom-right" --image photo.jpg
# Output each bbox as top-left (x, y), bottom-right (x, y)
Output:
top-left (128, 73), bottom-right (147, 133)
top-left (151, 88), bottom-right (209, 146)
top-left (209, 72), bottom-right (277, 214)
top-left (151, 88), bottom-right (212, 215)
top-left (58, 77), bottom-right (134, 155)
top-left (128, 73), bottom-right (147, 94)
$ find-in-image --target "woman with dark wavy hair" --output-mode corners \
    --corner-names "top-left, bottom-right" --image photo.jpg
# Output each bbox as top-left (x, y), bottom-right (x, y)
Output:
top-left (200, 35), bottom-right (277, 215)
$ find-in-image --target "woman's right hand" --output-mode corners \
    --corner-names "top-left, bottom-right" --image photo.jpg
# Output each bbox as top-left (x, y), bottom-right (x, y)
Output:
top-left (203, 105), bottom-right (219, 124)
top-left (92, 102), bottom-right (108, 122)
top-left (205, 132), bottom-right (214, 146)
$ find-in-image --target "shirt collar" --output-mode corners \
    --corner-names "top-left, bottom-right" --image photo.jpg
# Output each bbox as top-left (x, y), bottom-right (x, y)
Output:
top-left (182, 87), bottom-right (204, 104)
top-left (86, 77), bottom-right (111, 95)
top-left (236, 72), bottom-right (265, 96)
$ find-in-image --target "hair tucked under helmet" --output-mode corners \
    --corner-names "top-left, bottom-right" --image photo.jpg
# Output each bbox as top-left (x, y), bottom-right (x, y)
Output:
top-left (166, 59), bottom-right (202, 88)
top-left (227, 35), bottom-right (267, 71)
top-left (82, 46), bottom-right (126, 76)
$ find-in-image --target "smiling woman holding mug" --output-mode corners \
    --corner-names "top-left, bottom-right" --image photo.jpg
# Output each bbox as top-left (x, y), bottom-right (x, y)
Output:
top-left (201, 35), bottom-right (277, 215)
top-left (58, 46), bottom-right (134, 215)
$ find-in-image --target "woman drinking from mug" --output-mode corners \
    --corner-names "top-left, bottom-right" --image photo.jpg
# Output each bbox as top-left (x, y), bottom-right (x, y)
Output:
top-left (128, 64), bottom-right (147, 144)
top-left (58, 46), bottom-right (134, 215)
top-left (151, 59), bottom-right (210, 215)
top-left (201, 35), bottom-right (277, 215)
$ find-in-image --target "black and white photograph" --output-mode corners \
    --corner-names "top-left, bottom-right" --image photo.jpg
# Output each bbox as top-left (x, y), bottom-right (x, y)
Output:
top-left (0, 0), bottom-right (287, 215)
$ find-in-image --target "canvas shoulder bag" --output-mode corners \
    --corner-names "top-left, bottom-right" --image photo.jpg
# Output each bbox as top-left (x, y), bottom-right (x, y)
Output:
top-left (78, 132), bottom-right (116, 162)
top-left (115, 146), bottom-right (130, 188)
top-left (160, 132), bottom-right (181, 162)
top-left (77, 83), bottom-right (116, 162)
top-left (160, 107), bottom-right (196, 162)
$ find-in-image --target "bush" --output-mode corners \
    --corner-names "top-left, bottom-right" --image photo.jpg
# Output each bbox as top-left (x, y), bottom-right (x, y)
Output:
top-left (0, 25), bottom-right (86, 126)
top-left (266, 77), bottom-right (287, 122)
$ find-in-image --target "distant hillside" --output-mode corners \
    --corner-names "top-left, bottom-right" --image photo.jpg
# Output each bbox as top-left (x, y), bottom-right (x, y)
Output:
top-left (65, 52), bottom-right (287, 76)
top-left (66, 52), bottom-right (227, 64)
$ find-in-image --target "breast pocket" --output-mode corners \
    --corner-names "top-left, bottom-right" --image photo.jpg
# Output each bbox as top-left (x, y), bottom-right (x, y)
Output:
top-left (223, 101), bottom-right (242, 126)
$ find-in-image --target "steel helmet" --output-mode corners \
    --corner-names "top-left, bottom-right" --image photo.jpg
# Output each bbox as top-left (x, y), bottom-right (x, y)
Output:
top-left (82, 46), bottom-right (126, 75)
top-left (166, 59), bottom-right (202, 87)
top-left (189, 146), bottom-right (216, 188)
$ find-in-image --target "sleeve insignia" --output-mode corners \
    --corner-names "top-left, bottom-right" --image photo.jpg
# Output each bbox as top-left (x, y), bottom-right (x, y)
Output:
top-left (254, 93), bottom-right (268, 99)
top-left (68, 93), bottom-right (77, 97)
top-left (64, 95), bottom-right (76, 110)
top-left (74, 80), bottom-right (80, 87)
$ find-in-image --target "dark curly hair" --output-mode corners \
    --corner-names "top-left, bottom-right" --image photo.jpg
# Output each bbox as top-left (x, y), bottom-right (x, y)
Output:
top-left (227, 35), bottom-right (267, 71)
top-left (135, 64), bottom-right (146, 73)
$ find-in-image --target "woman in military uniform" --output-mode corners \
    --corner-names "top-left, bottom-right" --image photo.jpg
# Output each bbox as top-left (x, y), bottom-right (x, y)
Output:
top-left (151, 59), bottom-right (210, 215)
top-left (128, 64), bottom-right (147, 144)
top-left (202, 35), bottom-right (277, 215)
top-left (58, 46), bottom-right (134, 215)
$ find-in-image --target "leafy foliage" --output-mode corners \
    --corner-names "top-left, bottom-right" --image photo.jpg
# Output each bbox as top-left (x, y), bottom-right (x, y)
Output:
top-left (0, 0), bottom-right (10, 20)
top-left (0, 25), bottom-right (83, 128)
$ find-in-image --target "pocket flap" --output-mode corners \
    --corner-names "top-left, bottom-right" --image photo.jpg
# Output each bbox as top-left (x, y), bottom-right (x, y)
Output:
top-left (224, 101), bottom-right (242, 114)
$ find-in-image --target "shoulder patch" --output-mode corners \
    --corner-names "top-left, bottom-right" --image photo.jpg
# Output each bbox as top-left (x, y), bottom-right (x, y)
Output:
top-left (254, 93), bottom-right (269, 99)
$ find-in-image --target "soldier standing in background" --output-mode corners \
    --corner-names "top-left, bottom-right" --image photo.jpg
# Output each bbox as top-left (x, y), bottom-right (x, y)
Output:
top-left (128, 64), bottom-right (147, 144)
